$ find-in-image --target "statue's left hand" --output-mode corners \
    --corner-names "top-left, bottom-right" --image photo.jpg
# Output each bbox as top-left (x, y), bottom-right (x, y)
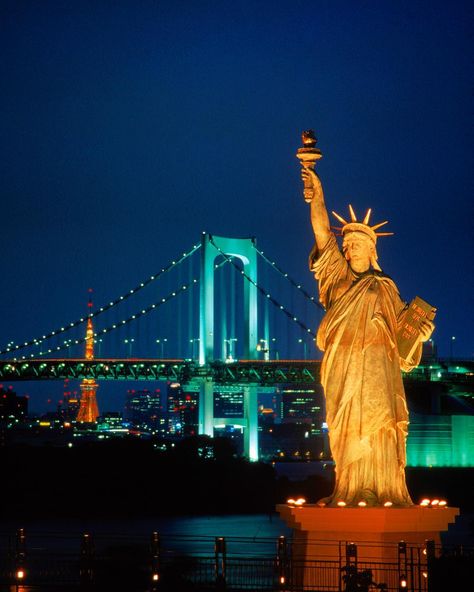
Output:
top-left (419, 320), bottom-right (435, 342)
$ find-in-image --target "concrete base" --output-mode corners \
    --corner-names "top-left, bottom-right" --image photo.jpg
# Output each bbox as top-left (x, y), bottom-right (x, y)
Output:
top-left (276, 504), bottom-right (459, 589)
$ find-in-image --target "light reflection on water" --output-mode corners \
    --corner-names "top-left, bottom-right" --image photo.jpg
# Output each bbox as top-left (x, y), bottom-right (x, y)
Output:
top-left (2, 511), bottom-right (472, 557)
top-left (1, 514), bottom-right (292, 557)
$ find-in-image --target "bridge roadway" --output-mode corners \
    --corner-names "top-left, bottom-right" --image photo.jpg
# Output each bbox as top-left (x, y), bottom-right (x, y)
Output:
top-left (0, 358), bottom-right (471, 388)
top-left (0, 358), bottom-right (320, 385)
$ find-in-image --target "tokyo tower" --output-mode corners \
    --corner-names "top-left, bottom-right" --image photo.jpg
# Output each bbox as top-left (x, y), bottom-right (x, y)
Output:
top-left (76, 291), bottom-right (99, 423)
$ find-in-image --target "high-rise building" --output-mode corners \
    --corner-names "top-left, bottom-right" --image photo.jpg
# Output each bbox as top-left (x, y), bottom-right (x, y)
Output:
top-left (214, 388), bottom-right (244, 418)
top-left (124, 388), bottom-right (166, 434)
top-left (166, 382), bottom-right (199, 435)
top-left (58, 380), bottom-right (80, 422)
top-left (280, 386), bottom-right (325, 435)
top-left (256, 385), bottom-right (329, 461)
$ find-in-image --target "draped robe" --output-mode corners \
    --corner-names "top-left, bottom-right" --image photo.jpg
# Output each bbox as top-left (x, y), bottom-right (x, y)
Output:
top-left (311, 234), bottom-right (421, 506)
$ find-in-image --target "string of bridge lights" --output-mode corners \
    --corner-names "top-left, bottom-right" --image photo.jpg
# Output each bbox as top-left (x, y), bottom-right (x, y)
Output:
top-left (14, 258), bottom-right (233, 360)
top-left (253, 245), bottom-right (325, 312)
top-left (210, 237), bottom-right (317, 339)
top-left (4, 239), bottom-right (318, 359)
top-left (0, 243), bottom-right (202, 357)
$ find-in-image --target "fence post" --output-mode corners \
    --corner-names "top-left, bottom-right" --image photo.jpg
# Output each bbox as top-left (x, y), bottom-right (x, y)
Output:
top-left (150, 531), bottom-right (160, 591)
top-left (277, 535), bottom-right (288, 590)
top-left (79, 533), bottom-right (94, 589)
top-left (342, 543), bottom-right (358, 592)
top-left (425, 539), bottom-right (435, 592)
top-left (14, 528), bottom-right (27, 588)
top-left (398, 541), bottom-right (408, 590)
top-left (215, 536), bottom-right (227, 591)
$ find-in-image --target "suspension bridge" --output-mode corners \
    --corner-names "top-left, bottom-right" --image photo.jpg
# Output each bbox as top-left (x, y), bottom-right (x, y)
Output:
top-left (1, 233), bottom-right (468, 460)
top-left (1, 233), bottom-right (327, 460)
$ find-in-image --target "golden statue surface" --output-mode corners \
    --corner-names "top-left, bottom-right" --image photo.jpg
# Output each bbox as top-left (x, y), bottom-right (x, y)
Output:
top-left (299, 136), bottom-right (434, 507)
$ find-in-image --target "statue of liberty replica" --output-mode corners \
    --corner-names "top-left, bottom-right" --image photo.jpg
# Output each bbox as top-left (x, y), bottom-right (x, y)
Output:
top-left (298, 131), bottom-right (435, 507)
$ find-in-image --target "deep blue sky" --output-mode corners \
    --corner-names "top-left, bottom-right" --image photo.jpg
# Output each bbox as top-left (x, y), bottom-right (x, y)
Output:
top-left (1, 1), bottom-right (472, 412)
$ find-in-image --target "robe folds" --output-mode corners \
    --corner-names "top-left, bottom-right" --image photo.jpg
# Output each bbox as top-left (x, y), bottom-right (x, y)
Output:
top-left (311, 234), bottom-right (421, 506)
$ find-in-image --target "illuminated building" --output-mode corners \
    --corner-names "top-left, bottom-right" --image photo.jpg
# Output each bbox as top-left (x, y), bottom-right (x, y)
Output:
top-left (166, 383), bottom-right (199, 435)
top-left (76, 306), bottom-right (99, 423)
top-left (0, 385), bottom-right (28, 424)
top-left (256, 386), bottom-right (328, 461)
top-left (125, 388), bottom-right (166, 434)
top-left (407, 414), bottom-right (474, 467)
top-left (97, 412), bottom-right (128, 436)
top-left (280, 386), bottom-right (325, 435)
top-left (402, 362), bottom-right (474, 466)
top-left (58, 380), bottom-right (80, 422)
top-left (212, 387), bottom-right (249, 455)
top-left (64, 396), bottom-right (80, 421)
top-left (214, 389), bottom-right (243, 418)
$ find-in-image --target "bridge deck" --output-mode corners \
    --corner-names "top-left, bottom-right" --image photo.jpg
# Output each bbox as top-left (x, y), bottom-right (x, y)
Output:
top-left (0, 358), bottom-right (471, 386)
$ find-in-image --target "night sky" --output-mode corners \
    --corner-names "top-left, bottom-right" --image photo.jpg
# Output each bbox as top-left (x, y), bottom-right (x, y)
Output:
top-left (1, 1), bottom-right (472, 413)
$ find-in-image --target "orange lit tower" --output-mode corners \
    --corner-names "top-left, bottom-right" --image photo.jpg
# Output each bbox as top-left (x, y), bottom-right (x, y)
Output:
top-left (77, 291), bottom-right (99, 423)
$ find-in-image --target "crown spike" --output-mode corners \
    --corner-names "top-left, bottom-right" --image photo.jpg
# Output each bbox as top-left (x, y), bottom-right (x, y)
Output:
top-left (371, 220), bottom-right (389, 231)
top-left (363, 209), bottom-right (372, 225)
top-left (348, 204), bottom-right (357, 222)
top-left (332, 211), bottom-right (348, 225)
top-left (375, 232), bottom-right (394, 236)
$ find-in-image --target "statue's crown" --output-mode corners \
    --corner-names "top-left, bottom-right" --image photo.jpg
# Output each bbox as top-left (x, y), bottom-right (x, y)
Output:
top-left (332, 205), bottom-right (393, 244)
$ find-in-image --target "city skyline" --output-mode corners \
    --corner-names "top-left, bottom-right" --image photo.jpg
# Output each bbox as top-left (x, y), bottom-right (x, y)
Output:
top-left (1, 1), bottom-right (472, 413)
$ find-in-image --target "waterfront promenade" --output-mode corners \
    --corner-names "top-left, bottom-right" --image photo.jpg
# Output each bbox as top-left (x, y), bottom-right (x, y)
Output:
top-left (1, 513), bottom-right (472, 591)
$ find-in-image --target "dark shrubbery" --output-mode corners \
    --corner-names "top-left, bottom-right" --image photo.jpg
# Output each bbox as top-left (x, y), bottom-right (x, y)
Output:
top-left (2, 437), bottom-right (473, 521)
top-left (2, 436), bottom-right (276, 519)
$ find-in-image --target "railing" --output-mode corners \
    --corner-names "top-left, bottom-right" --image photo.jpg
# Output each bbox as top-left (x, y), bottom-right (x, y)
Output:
top-left (1, 529), bottom-right (471, 591)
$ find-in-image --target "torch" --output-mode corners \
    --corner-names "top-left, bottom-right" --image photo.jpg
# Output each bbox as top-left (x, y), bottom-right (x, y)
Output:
top-left (296, 130), bottom-right (322, 203)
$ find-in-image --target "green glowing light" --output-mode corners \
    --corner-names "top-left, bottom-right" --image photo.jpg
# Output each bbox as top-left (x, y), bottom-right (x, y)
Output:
top-left (407, 413), bottom-right (474, 467)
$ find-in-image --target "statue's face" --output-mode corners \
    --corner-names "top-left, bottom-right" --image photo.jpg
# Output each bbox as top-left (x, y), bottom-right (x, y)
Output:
top-left (343, 232), bottom-right (375, 273)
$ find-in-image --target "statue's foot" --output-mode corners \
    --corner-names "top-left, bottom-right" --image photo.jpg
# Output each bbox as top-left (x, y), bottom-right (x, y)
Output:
top-left (354, 489), bottom-right (378, 507)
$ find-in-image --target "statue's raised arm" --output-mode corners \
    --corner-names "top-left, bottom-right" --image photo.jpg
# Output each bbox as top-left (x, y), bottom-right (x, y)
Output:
top-left (301, 167), bottom-right (332, 252)
top-left (296, 130), bottom-right (332, 252)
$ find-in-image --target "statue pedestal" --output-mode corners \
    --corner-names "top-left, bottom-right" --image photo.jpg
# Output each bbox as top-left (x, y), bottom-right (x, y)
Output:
top-left (276, 504), bottom-right (459, 589)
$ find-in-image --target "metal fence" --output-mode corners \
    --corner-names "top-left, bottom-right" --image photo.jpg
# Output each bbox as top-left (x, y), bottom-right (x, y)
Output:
top-left (0, 529), bottom-right (471, 591)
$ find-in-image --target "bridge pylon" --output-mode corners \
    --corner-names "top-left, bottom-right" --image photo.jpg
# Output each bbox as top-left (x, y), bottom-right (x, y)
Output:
top-left (199, 233), bottom-right (258, 364)
top-left (198, 234), bottom-right (259, 461)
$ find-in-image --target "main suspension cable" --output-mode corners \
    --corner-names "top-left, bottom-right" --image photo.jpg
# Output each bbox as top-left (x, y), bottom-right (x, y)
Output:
top-left (15, 257), bottom-right (232, 360)
top-left (1, 243), bottom-right (201, 356)
top-left (253, 245), bottom-right (324, 311)
top-left (209, 236), bottom-right (316, 338)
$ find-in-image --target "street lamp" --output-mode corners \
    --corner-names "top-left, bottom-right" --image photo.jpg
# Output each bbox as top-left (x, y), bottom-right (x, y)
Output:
top-left (124, 338), bottom-right (135, 357)
top-left (271, 338), bottom-right (279, 360)
top-left (223, 338), bottom-right (238, 361)
top-left (156, 338), bottom-right (168, 359)
top-left (450, 336), bottom-right (455, 360)
top-left (189, 338), bottom-right (200, 360)
top-left (298, 338), bottom-right (308, 360)
top-left (256, 339), bottom-right (269, 361)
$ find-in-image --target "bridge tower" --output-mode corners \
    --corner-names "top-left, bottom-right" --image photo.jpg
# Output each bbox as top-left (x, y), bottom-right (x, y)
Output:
top-left (77, 295), bottom-right (99, 423)
top-left (198, 233), bottom-right (259, 460)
